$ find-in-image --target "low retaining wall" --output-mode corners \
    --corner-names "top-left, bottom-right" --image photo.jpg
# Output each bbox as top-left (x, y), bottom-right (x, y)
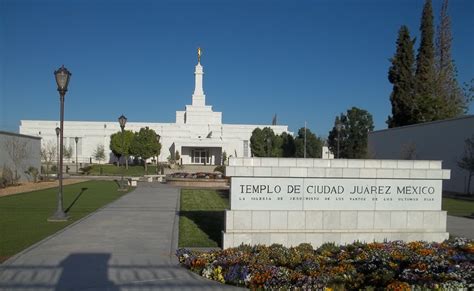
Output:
top-left (223, 210), bottom-right (448, 248)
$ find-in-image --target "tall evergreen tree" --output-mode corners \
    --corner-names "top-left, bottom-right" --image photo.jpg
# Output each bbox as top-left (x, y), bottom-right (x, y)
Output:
top-left (387, 25), bottom-right (416, 128)
top-left (415, 0), bottom-right (438, 122)
top-left (435, 0), bottom-right (467, 118)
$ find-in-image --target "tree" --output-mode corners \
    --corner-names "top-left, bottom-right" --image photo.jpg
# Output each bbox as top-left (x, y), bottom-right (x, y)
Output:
top-left (110, 130), bottom-right (134, 168)
top-left (222, 151), bottom-right (228, 165)
top-left (281, 132), bottom-right (296, 157)
top-left (175, 150), bottom-right (181, 164)
top-left (250, 128), bottom-right (266, 157)
top-left (458, 135), bottom-right (474, 195)
top-left (271, 134), bottom-right (283, 157)
top-left (294, 128), bottom-right (323, 158)
top-left (24, 166), bottom-right (39, 183)
top-left (93, 144), bottom-right (106, 175)
top-left (249, 127), bottom-right (282, 157)
top-left (435, 0), bottom-right (468, 118)
top-left (387, 25), bottom-right (416, 127)
top-left (414, 0), bottom-right (438, 122)
top-left (464, 79), bottom-right (474, 104)
top-left (93, 144), bottom-right (106, 164)
top-left (328, 107), bottom-right (374, 159)
top-left (40, 140), bottom-right (57, 180)
top-left (63, 145), bottom-right (73, 162)
top-left (4, 136), bottom-right (30, 184)
top-left (130, 127), bottom-right (161, 173)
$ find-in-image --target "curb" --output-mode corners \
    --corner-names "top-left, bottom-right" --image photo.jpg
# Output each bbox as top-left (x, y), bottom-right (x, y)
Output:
top-left (170, 186), bottom-right (181, 264)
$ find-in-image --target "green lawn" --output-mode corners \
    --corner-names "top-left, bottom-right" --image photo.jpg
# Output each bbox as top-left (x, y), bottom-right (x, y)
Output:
top-left (84, 164), bottom-right (160, 176)
top-left (178, 189), bottom-right (229, 247)
top-left (0, 180), bottom-right (130, 262)
top-left (442, 197), bottom-right (474, 217)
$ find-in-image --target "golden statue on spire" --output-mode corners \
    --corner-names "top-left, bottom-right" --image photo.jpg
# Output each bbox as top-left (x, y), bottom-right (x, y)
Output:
top-left (197, 47), bottom-right (202, 63)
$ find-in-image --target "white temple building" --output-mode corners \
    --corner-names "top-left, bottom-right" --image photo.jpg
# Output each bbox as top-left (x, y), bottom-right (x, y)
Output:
top-left (20, 50), bottom-right (289, 165)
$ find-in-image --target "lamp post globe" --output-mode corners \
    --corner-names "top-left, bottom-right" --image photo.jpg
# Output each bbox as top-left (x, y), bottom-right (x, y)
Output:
top-left (55, 65), bottom-right (71, 96)
top-left (118, 114), bottom-right (127, 131)
top-left (49, 65), bottom-right (71, 222)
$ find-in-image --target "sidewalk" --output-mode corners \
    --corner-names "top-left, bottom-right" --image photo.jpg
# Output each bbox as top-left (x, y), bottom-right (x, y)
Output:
top-left (0, 182), bottom-right (240, 290)
top-left (447, 215), bottom-right (474, 239)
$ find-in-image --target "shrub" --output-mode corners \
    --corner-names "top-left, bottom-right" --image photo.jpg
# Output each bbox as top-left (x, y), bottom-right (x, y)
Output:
top-left (214, 165), bottom-right (225, 174)
top-left (80, 166), bottom-right (92, 175)
top-left (24, 166), bottom-right (39, 183)
top-left (1, 166), bottom-right (14, 186)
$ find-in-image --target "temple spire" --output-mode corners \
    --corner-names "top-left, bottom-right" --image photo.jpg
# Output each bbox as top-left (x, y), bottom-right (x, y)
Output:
top-left (192, 48), bottom-right (205, 106)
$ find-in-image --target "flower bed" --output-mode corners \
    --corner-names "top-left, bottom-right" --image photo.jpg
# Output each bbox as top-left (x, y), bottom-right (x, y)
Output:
top-left (166, 172), bottom-right (228, 188)
top-left (177, 238), bottom-right (474, 290)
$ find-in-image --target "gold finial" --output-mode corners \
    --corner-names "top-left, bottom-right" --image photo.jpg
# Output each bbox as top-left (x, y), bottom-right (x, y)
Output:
top-left (197, 47), bottom-right (202, 63)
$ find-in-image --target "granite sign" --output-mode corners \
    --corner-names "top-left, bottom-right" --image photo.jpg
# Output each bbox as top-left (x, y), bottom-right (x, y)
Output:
top-left (223, 157), bottom-right (451, 249)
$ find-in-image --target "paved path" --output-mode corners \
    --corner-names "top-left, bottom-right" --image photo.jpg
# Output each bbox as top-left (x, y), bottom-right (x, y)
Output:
top-left (447, 215), bottom-right (474, 239)
top-left (0, 183), bottom-right (240, 290)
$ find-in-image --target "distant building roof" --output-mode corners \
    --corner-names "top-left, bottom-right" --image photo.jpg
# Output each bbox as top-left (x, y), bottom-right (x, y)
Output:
top-left (370, 115), bottom-right (474, 134)
top-left (0, 130), bottom-right (42, 140)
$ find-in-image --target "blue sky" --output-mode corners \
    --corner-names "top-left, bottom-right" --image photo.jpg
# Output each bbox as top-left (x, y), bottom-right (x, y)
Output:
top-left (1, 0), bottom-right (473, 137)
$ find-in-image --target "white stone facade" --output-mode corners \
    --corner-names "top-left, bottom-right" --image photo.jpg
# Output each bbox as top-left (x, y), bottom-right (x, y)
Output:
top-left (19, 58), bottom-right (289, 165)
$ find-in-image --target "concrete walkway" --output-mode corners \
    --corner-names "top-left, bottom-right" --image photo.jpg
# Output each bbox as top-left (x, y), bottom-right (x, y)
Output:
top-left (0, 183), bottom-right (239, 290)
top-left (447, 215), bottom-right (474, 239)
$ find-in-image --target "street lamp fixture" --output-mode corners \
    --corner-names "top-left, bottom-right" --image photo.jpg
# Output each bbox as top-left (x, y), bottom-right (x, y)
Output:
top-left (336, 120), bottom-right (342, 159)
top-left (118, 114), bottom-right (127, 190)
top-left (75, 136), bottom-right (79, 173)
top-left (55, 127), bottom-right (60, 179)
top-left (49, 65), bottom-right (71, 222)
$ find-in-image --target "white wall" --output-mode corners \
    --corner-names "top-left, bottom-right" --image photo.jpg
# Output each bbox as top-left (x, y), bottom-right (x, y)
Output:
top-left (0, 131), bottom-right (41, 182)
top-left (368, 115), bottom-right (474, 194)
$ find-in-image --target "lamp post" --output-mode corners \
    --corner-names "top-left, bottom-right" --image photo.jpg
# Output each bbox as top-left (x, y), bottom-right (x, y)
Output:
top-left (336, 120), bottom-right (342, 159)
top-left (55, 127), bottom-right (60, 179)
top-left (304, 121), bottom-right (307, 158)
top-left (118, 114), bottom-right (127, 190)
top-left (75, 137), bottom-right (79, 173)
top-left (49, 65), bottom-right (71, 222)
